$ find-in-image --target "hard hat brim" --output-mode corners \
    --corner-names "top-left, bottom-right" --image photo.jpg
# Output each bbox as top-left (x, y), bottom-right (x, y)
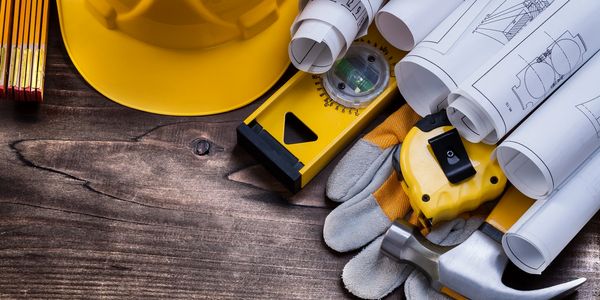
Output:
top-left (57, 1), bottom-right (296, 116)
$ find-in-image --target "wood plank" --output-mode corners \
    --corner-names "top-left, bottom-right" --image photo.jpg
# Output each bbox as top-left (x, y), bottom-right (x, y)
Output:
top-left (0, 2), bottom-right (597, 299)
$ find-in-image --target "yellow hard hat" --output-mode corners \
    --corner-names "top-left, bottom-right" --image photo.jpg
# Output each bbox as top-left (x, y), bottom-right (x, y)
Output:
top-left (57, 0), bottom-right (297, 116)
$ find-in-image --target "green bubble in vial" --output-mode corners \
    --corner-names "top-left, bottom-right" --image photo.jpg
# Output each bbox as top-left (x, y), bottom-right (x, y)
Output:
top-left (334, 57), bottom-right (377, 94)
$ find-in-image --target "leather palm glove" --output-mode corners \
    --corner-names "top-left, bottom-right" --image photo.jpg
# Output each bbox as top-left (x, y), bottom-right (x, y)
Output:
top-left (324, 104), bottom-right (484, 299)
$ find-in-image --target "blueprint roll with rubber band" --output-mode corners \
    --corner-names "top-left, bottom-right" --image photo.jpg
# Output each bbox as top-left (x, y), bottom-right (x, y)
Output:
top-left (395, 0), bottom-right (554, 117)
top-left (446, 0), bottom-right (600, 144)
top-left (495, 52), bottom-right (600, 200)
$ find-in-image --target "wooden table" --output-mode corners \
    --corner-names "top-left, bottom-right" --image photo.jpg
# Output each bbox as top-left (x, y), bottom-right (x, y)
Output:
top-left (0, 4), bottom-right (597, 299)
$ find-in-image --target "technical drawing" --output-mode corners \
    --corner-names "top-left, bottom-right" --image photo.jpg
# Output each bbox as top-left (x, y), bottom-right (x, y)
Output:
top-left (419, 0), bottom-right (484, 48)
top-left (576, 95), bottom-right (600, 138)
top-left (512, 31), bottom-right (586, 110)
top-left (474, 0), bottom-right (554, 45)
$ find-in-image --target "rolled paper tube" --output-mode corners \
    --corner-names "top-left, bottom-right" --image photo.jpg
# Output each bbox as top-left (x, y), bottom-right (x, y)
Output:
top-left (394, 0), bottom-right (552, 116)
top-left (446, 0), bottom-right (600, 144)
top-left (289, 0), bottom-right (384, 74)
top-left (495, 52), bottom-right (600, 199)
top-left (503, 148), bottom-right (600, 274)
top-left (396, 0), bottom-right (555, 117)
top-left (375, 0), bottom-right (462, 51)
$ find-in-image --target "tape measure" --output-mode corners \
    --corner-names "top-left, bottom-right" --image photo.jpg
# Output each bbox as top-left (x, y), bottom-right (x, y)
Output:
top-left (398, 111), bottom-right (507, 228)
top-left (237, 28), bottom-right (405, 192)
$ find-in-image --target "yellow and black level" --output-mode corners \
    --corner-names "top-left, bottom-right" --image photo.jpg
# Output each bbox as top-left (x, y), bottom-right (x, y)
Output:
top-left (237, 28), bottom-right (405, 192)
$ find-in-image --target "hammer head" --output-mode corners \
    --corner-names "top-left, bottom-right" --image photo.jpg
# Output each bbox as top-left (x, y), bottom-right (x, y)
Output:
top-left (381, 220), bottom-right (586, 299)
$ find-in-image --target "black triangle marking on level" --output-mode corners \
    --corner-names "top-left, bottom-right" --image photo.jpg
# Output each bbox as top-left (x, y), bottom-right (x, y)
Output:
top-left (283, 112), bottom-right (318, 144)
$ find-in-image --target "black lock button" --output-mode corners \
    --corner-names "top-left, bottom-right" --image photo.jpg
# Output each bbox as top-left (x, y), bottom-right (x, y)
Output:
top-left (428, 128), bottom-right (476, 184)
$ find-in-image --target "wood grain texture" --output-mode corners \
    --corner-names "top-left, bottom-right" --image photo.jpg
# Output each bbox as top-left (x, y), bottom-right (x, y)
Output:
top-left (0, 3), bottom-right (597, 299)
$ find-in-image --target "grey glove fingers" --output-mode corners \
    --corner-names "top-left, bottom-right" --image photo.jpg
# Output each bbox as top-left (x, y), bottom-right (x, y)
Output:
top-left (337, 217), bottom-right (480, 299)
top-left (440, 215), bottom-right (485, 246)
top-left (323, 192), bottom-right (393, 252)
top-left (425, 218), bottom-right (466, 244)
top-left (342, 236), bottom-right (414, 300)
top-left (327, 140), bottom-right (395, 202)
top-left (323, 149), bottom-right (397, 252)
top-left (405, 271), bottom-right (451, 300)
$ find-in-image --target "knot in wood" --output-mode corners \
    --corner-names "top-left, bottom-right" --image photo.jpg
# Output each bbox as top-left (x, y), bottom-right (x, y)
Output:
top-left (192, 139), bottom-right (211, 156)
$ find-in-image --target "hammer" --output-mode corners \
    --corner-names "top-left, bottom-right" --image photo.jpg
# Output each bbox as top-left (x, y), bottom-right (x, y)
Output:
top-left (381, 187), bottom-right (587, 299)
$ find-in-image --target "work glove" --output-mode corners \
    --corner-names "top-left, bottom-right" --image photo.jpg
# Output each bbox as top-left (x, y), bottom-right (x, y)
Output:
top-left (324, 104), bottom-right (484, 299)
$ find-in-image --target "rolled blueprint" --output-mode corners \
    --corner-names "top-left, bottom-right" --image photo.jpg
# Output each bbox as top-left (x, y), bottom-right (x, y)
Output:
top-left (395, 0), bottom-right (554, 116)
top-left (496, 52), bottom-right (600, 199)
top-left (447, 0), bottom-right (600, 144)
top-left (375, 0), bottom-right (463, 51)
top-left (503, 149), bottom-right (600, 274)
top-left (289, 0), bottom-right (384, 74)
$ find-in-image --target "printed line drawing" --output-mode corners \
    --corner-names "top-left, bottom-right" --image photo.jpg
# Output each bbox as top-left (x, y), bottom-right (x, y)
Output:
top-left (512, 30), bottom-right (586, 110)
top-left (474, 0), bottom-right (554, 45)
top-left (420, 0), bottom-right (480, 45)
top-left (576, 95), bottom-right (600, 138)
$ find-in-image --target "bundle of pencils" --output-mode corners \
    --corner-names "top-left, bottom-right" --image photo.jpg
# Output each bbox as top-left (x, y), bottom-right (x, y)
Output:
top-left (0, 0), bottom-right (49, 102)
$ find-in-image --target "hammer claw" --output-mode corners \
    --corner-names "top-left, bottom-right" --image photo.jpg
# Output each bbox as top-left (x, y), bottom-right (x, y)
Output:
top-left (382, 221), bottom-right (586, 299)
top-left (439, 231), bottom-right (585, 299)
